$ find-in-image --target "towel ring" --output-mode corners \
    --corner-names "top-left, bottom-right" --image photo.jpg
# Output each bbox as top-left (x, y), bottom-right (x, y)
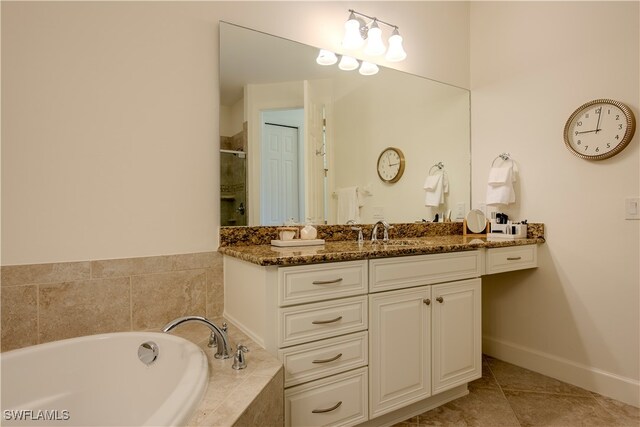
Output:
top-left (491, 153), bottom-right (513, 167)
top-left (428, 162), bottom-right (445, 175)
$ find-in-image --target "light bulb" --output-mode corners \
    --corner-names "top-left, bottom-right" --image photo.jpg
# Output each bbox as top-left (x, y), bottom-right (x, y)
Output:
top-left (316, 49), bottom-right (338, 66)
top-left (385, 29), bottom-right (407, 62)
top-left (338, 55), bottom-right (359, 71)
top-left (342, 12), bottom-right (364, 50)
top-left (364, 20), bottom-right (386, 56)
top-left (359, 61), bottom-right (379, 76)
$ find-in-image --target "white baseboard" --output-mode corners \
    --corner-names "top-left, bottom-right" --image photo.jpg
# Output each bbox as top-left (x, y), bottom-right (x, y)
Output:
top-left (483, 335), bottom-right (639, 408)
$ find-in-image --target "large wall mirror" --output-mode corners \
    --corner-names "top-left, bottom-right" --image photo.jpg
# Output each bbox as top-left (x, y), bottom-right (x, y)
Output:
top-left (219, 22), bottom-right (470, 226)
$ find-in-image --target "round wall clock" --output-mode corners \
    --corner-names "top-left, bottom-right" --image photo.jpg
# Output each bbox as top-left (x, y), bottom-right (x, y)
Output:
top-left (564, 99), bottom-right (636, 160)
top-left (377, 147), bottom-right (405, 183)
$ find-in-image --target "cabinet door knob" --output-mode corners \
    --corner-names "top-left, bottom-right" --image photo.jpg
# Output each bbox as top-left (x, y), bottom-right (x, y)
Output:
top-left (436, 297), bottom-right (444, 303)
top-left (423, 298), bottom-right (431, 305)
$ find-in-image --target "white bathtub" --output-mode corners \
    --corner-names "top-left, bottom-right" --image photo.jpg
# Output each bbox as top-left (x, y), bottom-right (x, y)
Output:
top-left (1, 332), bottom-right (208, 426)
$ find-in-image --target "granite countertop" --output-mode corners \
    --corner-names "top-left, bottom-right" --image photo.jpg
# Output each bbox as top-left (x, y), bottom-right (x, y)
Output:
top-left (218, 234), bottom-right (545, 266)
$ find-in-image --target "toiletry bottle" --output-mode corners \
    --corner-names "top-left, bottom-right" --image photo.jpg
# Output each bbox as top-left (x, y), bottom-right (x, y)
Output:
top-left (300, 222), bottom-right (317, 240)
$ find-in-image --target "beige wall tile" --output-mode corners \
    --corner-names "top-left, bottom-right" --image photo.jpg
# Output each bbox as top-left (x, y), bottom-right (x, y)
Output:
top-left (171, 251), bottom-right (216, 271)
top-left (206, 253), bottom-right (224, 318)
top-left (132, 270), bottom-right (206, 330)
top-left (91, 255), bottom-right (173, 279)
top-left (1, 262), bottom-right (90, 286)
top-left (39, 278), bottom-right (131, 343)
top-left (1, 285), bottom-right (38, 351)
top-left (233, 369), bottom-right (284, 427)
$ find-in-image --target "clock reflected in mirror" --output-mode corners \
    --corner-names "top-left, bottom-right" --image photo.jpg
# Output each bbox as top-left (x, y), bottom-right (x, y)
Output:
top-left (377, 147), bottom-right (406, 183)
top-left (564, 99), bottom-right (636, 160)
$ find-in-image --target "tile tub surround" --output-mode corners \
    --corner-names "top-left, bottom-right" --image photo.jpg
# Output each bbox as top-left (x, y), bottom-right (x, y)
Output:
top-left (169, 321), bottom-right (284, 427)
top-left (393, 355), bottom-right (639, 426)
top-left (1, 251), bottom-right (224, 352)
top-left (218, 233), bottom-right (545, 266)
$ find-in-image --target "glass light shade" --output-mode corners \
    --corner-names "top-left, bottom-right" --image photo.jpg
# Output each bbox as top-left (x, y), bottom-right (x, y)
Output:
top-left (316, 49), bottom-right (338, 66)
top-left (342, 15), bottom-right (364, 50)
top-left (385, 32), bottom-right (407, 62)
top-left (338, 55), bottom-right (359, 71)
top-left (364, 22), bottom-right (386, 56)
top-left (359, 61), bottom-right (379, 76)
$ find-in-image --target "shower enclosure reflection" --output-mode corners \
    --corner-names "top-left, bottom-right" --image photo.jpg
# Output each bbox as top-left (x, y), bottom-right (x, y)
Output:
top-left (220, 150), bottom-right (247, 226)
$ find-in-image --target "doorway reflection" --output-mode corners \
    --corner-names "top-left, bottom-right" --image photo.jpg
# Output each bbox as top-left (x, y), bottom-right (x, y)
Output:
top-left (220, 150), bottom-right (247, 226)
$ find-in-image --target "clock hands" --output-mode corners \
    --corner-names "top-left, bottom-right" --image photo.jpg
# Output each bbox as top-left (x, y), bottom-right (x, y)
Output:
top-left (594, 107), bottom-right (603, 134)
top-left (576, 108), bottom-right (604, 135)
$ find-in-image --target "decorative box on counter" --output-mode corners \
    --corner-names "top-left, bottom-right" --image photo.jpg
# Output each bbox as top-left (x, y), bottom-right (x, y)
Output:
top-left (487, 221), bottom-right (527, 239)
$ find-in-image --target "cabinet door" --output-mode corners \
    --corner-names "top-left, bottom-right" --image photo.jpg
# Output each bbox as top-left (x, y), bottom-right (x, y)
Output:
top-left (432, 278), bottom-right (481, 394)
top-left (369, 287), bottom-right (431, 418)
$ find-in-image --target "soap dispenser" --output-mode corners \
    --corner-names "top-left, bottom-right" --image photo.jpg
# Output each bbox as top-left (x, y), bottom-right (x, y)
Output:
top-left (300, 221), bottom-right (317, 240)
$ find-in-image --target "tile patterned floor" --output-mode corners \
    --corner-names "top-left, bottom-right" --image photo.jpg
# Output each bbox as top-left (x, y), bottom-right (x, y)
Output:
top-left (393, 355), bottom-right (640, 426)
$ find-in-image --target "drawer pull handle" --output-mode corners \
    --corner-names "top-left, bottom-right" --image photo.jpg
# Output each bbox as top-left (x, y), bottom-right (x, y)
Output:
top-left (312, 353), bottom-right (343, 364)
top-left (436, 297), bottom-right (444, 303)
top-left (312, 401), bottom-right (342, 414)
top-left (312, 316), bottom-right (343, 325)
top-left (507, 256), bottom-right (522, 261)
top-left (312, 278), bottom-right (344, 285)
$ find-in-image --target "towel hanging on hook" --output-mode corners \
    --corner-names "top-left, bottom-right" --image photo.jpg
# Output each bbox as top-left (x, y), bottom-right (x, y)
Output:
top-left (486, 153), bottom-right (517, 205)
top-left (424, 162), bottom-right (448, 206)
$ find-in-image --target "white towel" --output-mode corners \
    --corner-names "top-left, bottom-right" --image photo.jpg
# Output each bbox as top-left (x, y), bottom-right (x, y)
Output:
top-left (488, 166), bottom-right (516, 184)
top-left (486, 166), bottom-right (516, 205)
top-left (337, 186), bottom-right (361, 224)
top-left (424, 173), bottom-right (446, 207)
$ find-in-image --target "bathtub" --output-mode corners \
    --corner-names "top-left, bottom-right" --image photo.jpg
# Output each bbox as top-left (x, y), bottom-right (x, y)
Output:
top-left (1, 332), bottom-right (208, 426)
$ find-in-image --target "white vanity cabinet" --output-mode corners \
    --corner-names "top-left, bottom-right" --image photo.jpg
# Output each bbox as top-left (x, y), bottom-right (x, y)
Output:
top-left (223, 244), bottom-right (536, 427)
top-left (368, 252), bottom-right (482, 419)
top-left (224, 257), bottom-right (370, 427)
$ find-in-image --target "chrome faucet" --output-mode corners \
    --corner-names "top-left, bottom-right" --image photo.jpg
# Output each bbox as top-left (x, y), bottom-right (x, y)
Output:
top-left (371, 220), bottom-right (393, 243)
top-left (162, 316), bottom-right (232, 359)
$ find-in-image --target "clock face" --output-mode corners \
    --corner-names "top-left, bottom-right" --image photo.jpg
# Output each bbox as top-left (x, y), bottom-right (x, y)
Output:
top-left (377, 147), bottom-right (405, 183)
top-left (564, 99), bottom-right (636, 160)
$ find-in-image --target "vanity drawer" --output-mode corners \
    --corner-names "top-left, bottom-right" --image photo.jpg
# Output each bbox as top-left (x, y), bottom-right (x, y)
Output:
top-left (278, 295), bottom-right (368, 348)
top-left (279, 331), bottom-right (368, 388)
top-left (485, 245), bottom-right (538, 274)
top-left (278, 260), bottom-right (368, 306)
top-left (285, 367), bottom-right (368, 427)
top-left (369, 251), bottom-right (482, 293)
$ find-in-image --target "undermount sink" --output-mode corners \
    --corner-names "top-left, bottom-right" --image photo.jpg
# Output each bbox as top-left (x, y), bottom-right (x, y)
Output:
top-left (368, 239), bottom-right (430, 247)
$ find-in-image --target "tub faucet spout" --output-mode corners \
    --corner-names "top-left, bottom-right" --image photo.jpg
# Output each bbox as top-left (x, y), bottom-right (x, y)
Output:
top-left (162, 316), bottom-right (232, 359)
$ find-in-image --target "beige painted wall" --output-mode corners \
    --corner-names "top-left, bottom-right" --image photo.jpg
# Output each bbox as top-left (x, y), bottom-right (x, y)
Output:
top-left (331, 70), bottom-right (470, 223)
top-left (470, 1), bottom-right (639, 406)
top-left (1, 1), bottom-right (470, 265)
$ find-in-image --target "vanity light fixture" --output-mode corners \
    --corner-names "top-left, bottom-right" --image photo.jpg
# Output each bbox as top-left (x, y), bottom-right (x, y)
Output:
top-left (315, 9), bottom-right (406, 77)
top-left (316, 49), bottom-right (338, 66)
top-left (342, 9), bottom-right (406, 62)
top-left (338, 55), bottom-right (359, 71)
top-left (359, 61), bottom-right (379, 76)
top-left (363, 20), bottom-right (386, 56)
top-left (386, 28), bottom-right (407, 62)
top-left (342, 11), bottom-right (366, 50)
